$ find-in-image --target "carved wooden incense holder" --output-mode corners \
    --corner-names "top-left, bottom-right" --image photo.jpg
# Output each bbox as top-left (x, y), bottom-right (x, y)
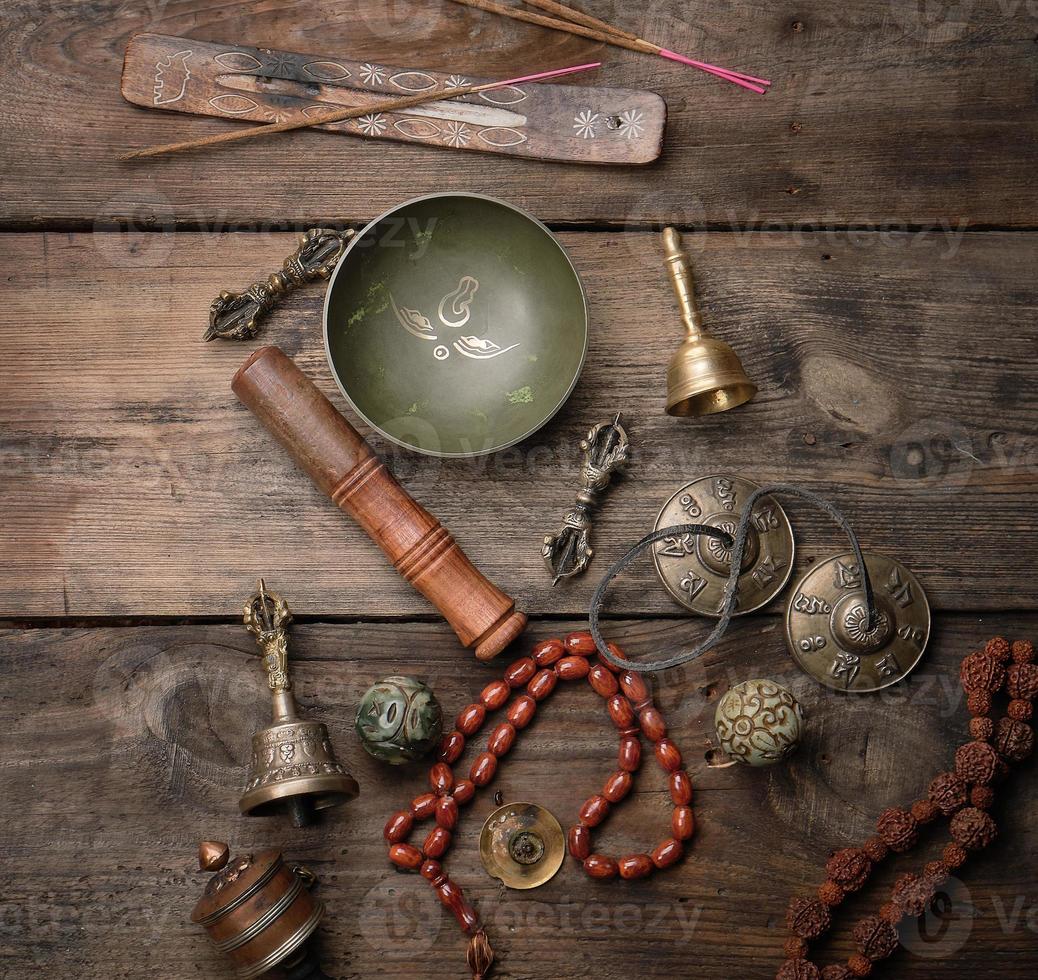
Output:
top-left (232, 346), bottom-right (526, 660)
top-left (121, 33), bottom-right (666, 165)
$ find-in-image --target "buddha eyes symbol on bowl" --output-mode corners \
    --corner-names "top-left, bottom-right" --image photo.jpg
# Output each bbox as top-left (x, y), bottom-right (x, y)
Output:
top-left (437, 276), bottom-right (479, 328)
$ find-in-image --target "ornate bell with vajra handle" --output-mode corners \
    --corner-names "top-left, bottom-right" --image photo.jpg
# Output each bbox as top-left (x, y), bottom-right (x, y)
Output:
top-left (662, 227), bottom-right (757, 417)
top-left (239, 581), bottom-right (359, 826)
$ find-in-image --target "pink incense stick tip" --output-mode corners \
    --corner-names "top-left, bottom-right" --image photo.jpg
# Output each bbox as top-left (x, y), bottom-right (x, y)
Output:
top-left (658, 48), bottom-right (771, 94)
top-left (495, 61), bottom-right (602, 88)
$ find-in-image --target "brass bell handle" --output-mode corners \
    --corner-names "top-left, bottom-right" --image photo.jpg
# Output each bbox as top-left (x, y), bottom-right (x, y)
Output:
top-left (243, 580), bottom-right (295, 702)
top-left (662, 227), bottom-right (704, 338)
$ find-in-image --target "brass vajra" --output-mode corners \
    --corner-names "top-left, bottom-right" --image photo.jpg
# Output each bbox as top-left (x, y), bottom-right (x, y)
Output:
top-left (205, 228), bottom-right (355, 341)
top-left (542, 413), bottom-right (629, 585)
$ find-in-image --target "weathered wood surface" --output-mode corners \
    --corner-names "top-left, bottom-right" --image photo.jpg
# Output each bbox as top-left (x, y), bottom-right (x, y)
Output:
top-left (2, 229), bottom-right (1036, 618)
top-left (1, 616), bottom-right (1035, 979)
top-left (2, 0), bottom-right (1038, 228)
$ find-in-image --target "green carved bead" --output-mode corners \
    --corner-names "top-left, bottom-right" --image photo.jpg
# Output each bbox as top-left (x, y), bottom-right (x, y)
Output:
top-left (714, 679), bottom-right (804, 767)
top-left (355, 676), bottom-right (444, 765)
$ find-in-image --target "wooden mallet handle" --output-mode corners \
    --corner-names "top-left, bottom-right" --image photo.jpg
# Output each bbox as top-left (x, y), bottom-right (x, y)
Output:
top-left (232, 346), bottom-right (527, 661)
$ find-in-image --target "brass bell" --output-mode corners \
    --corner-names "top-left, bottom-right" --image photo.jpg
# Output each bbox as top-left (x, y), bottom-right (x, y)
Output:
top-left (239, 581), bottom-right (359, 826)
top-left (661, 227), bottom-right (757, 417)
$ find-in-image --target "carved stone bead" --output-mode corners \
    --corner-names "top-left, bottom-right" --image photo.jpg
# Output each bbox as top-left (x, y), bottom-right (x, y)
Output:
top-left (1011, 639), bottom-right (1035, 664)
top-left (556, 656), bottom-right (591, 681)
top-left (532, 638), bottom-right (565, 667)
top-left (356, 675), bottom-right (443, 764)
top-left (959, 650), bottom-right (1006, 694)
top-left (995, 717), bottom-right (1034, 762)
top-left (928, 771), bottom-right (968, 815)
top-left (876, 808), bottom-right (918, 852)
top-left (1007, 662), bottom-right (1038, 700)
top-left (853, 915), bottom-right (898, 961)
top-left (506, 695), bottom-right (537, 730)
top-left (787, 897), bottom-right (831, 940)
top-left (891, 872), bottom-right (934, 917)
top-left (825, 849), bottom-right (871, 893)
top-left (950, 806), bottom-right (997, 851)
top-left (984, 636), bottom-right (1011, 662)
top-left (563, 631), bottom-right (597, 656)
top-left (776, 957), bottom-right (820, 980)
top-left (480, 680), bottom-right (511, 711)
top-left (583, 853), bottom-right (618, 878)
top-left (955, 740), bottom-right (999, 785)
top-left (821, 968), bottom-right (852, 980)
top-left (588, 663), bottom-right (619, 698)
top-left (715, 679), bottom-right (804, 767)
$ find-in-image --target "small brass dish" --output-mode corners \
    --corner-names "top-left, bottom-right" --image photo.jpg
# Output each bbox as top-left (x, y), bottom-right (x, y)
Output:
top-left (479, 802), bottom-right (565, 890)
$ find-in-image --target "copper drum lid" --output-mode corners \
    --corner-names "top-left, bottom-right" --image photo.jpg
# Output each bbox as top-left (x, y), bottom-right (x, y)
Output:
top-left (191, 849), bottom-right (324, 979)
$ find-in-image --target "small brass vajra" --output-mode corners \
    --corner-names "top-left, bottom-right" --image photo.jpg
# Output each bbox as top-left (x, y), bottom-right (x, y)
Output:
top-left (205, 228), bottom-right (355, 341)
top-left (479, 802), bottom-right (565, 890)
top-left (542, 413), bottom-right (629, 585)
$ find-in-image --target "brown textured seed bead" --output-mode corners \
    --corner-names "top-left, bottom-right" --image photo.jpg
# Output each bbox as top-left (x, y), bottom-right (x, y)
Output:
top-left (942, 842), bottom-right (968, 869)
top-left (430, 763), bottom-right (454, 796)
top-left (985, 636), bottom-right (1011, 662)
top-left (579, 795), bottom-right (610, 827)
top-left (411, 793), bottom-right (438, 819)
top-left (588, 663), bottom-right (619, 698)
top-left (618, 854), bottom-right (654, 879)
top-left (669, 770), bottom-right (693, 805)
top-left (619, 670), bottom-right (649, 704)
top-left (955, 740), bottom-right (999, 785)
top-left (656, 738), bottom-right (683, 772)
top-left (818, 881), bottom-right (845, 906)
top-left (784, 936), bottom-right (808, 959)
top-left (1007, 662), bottom-right (1038, 700)
top-left (607, 694), bottom-right (635, 728)
top-left (470, 752), bottom-right (498, 787)
top-left (1009, 698), bottom-right (1033, 721)
top-left (438, 730), bottom-right (465, 765)
top-left (456, 704), bottom-right (486, 736)
top-left (826, 849), bottom-right (872, 892)
top-left (532, 638), bottom-right (565, 666)
top-left (777, 961), bottom-right (820, 980)
top-left (928, 771), bottom-right (968, 815)
top-left (583, 854), bottom-right (618, 879)
top-left (504, 657), bottom-right (537, 688)
top-left (891, 872), bottom-right (932, 916)
top-left (480, 680), bottom-right (511, 711)
top-left (639, 706), bottom-right (667, 742)
top-left (821, 967), bottom-right (852, 980)
top-left (420, 859), bottom-right (443, 882)
top-left (619, 736), bottom-right (641, 772)
top-left (506, 694), bottom-right (537, 729)
top-left (996, 717), bottom-right (1035, 762)
top-left (384, 810), bottom-right (414, 843)
top-left (453, 779), bottom-right (476, 806)
top-left (878, 902), bottom-right (901, 925)
top-left (787, 897), bottom-right (831, 940)
top-left (487, 722), bottom-right (517, 757)
top-left (388, 843), bottom-right (423, 870)
top-left (911, 799), bottom-right (939, 824)
top-left (528, 668), bottom-right (558, 701)
top-left (853, 915), bottom-right (898, 961)
top-left (1012, 639), bottom-right (1035, 664)
top-left (556, 656), bottom-right (591, 681)
top-left (564, 631), bottom-right (597, 656)
top-left (969, 716), bottom-right (994, 740)
top-left (435, 796), bottom-right (459, 830)
top-left (960, 650), bottom-right (1006, 694)
top-left (568, 825), bottom-right (591, 861)
top-left (423, 826), bottom-right (451, 859)
top-left (924, 860), bottom-right (949, 885)
top-left (970, 784), bottom-right (995, 809)
top-left (950, 806), bottom-right (997, 851)
top-left (863, 836), bottom-right (889, 863)
top-left (602, 770), bottom-right (633, 803)
top-left (672, 806), bottom-right (694, 840)
top-left (967, 690), bottom-right (992, 716)
top-left (651, 838), bottom-right (684, 870)
top-left (847, 953), bottom-right (873, 977)
top-left (876, 807), bottom-right (918, 852)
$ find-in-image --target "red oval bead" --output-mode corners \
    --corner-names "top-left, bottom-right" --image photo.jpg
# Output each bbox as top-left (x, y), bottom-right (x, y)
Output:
top-left (411, 793), bottom-right (438, 819)
top-left (532, 638), bottom-right (565, 666)
top-left (438, 730), bottom-right (465, 764)
top-left (583, 854), bottom-right (618, 879)
top-left (669, 770), bottom-right (693, 805)
top-left (487, 722), bottom-right (517, 757)
top-left (618, 854), bottom-right (654, 879)
top-left (383, 810), bottom-right (413, 843)
top-left (588, 663), bottom-right (619, 698)
top-left (579, 794), bottom-right (610, 827)
top-left (672, 805), bottom-right (695, 840)
top-left (602, 642), bottom-right (627, 673)
top-left (651, 839), bottom-right (684, 869)
top-left (453, 779), bottom-right (476, 806)
top-left (620, 670), bottom-right (649, 704)
top-left (607, 694), bottom-right (635, 728)
top-left (568, 825), bottom-right (591, 861)
top-left (528, 668), bottom-right (558, 701)
top-left (430, 762), bottom-right (455, 796)
top-left (435, 796), bottom-right (459, 830)
top-left (639, 706), bottom-right (667, 742)
top-left (556, 655), bottom-right (591, 681)
top-left (618, 736), bottom-right (641, 772)
top-left (602, 770), bottom-right (633, 803)
top-left (454, 899), bottom-right (480, 935)
top-left (456, 703), bottom-right (486, 736)
top-left (470, 751), bottom-right (498, 787)
top-left (480, 680), bottom-right (511, 710)
top-left (504, 657), bottom-right (537, 688)
top-left (388, 843), bottom-right (423, 870)
top-left (423, 826), bottom-right (452, 859)
top-left (420, 859), bottom-right (443, 882)
top-left (506, 694), bottom-right (537, 729)
top-left (564, 631), bottom-right (597, 656)
top-left (655, 738), bottom-right (682, 772)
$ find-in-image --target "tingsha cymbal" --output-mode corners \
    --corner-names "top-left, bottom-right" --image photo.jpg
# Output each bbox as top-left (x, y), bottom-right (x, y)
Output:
top-left (785, 552), bottom-right (931, 693)
top-left (479, 802), bottom-right (565, 890)
top-left (653, 475), bottom-right (795, 617)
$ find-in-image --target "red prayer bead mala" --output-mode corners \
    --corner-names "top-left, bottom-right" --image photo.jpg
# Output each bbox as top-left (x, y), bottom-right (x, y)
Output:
top-left (381, 631), bottom-right (695, 979)
top-left (776, 637), bottom-right (1037, 980)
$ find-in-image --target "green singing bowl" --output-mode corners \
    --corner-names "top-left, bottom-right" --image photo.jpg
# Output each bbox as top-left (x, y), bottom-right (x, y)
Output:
top-left (323, 193), bottom-right (588, 457)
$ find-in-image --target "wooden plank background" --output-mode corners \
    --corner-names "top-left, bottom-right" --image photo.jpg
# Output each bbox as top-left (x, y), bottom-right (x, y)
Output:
top-left (1, 0), bottom-right (1037, 978)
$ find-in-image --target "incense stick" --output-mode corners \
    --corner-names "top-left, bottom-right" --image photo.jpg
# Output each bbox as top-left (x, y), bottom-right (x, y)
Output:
top-left (122, 61), bottom-right (601, 161)
top-left (449, 0), bottom-right (770, 93)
